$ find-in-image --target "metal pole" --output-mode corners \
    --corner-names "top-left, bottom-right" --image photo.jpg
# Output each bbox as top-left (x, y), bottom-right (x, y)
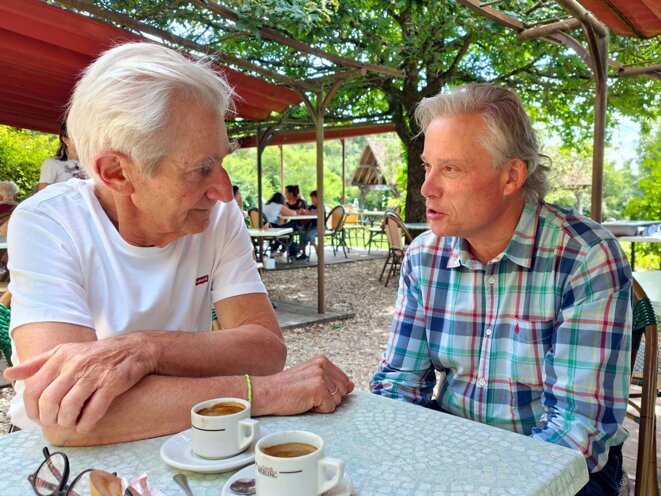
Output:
top-left (257, 128), bottom-right (264, 260)
top-left (279, 144), bottom-right (284, 191)
top-left (590, 29), bottom-right (608, 222)
top-left (315, 92), bottom-right (325, 314)
top-left (341, 138), bottom-right (346, 205)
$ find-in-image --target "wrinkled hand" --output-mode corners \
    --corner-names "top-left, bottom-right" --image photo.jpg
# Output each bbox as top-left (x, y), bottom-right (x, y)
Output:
top-left (253, 355), bottom-right (354, 416)
top-left (3, 334), bottom-right (154, 432)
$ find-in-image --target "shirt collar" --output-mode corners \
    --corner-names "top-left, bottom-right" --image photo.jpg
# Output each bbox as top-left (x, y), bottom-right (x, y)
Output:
top-left (446, 200), bottom-right (539, 270)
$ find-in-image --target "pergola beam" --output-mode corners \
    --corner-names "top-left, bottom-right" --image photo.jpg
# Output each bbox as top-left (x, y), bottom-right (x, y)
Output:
top-left (194, 0), bottom-right (405, 78)
top-left (620, 63), bottom-right (661, 77)
top-left (456, 0), bottom-right (524, 31)
top-left (555, 0), bottom-right (609, 38)
top-left (192, 0), bottom-right (406, 77)
top-left (55, 0), bottom-right (312, 91)
top-left (518, 18), bottom-right (581, 41)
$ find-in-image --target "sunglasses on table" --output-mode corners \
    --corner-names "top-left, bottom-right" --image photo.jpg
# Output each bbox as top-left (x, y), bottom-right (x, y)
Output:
top-left (28, 447), bottom-right (132, 496)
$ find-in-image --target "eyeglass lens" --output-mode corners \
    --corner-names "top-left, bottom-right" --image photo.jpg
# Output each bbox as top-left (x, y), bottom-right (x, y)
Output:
top-left (33, 452), bottom-right (66, 495)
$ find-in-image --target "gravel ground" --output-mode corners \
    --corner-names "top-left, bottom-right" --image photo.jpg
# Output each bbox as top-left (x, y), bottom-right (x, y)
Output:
top-left (0, 258), bottom-right (396, 433)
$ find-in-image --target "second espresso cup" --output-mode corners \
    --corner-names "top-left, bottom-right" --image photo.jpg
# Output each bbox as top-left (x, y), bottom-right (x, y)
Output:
top-left (255, 430), bottom-right (345, 496)
top-left (191, 397), bottom-right (259, 459)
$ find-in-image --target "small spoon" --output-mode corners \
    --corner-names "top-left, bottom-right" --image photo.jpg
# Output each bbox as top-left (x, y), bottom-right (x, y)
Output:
top-left (173, 473), bottom-right (195, 496)
top-left (228, 477), bottom-right (256, 495)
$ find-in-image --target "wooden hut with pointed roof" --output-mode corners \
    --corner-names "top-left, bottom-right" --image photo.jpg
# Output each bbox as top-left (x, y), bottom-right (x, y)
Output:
top-left (351, 138), bottom-right (401, 207)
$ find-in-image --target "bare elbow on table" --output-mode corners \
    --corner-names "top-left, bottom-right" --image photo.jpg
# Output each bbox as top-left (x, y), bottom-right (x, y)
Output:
top-left (41, 424), bottom-right (95, 447)
top-left (260, 331), bottom-right (287, 374)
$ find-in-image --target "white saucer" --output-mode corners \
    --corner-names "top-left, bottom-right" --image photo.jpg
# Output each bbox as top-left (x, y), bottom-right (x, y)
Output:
top-left (160, 425), bottom-right (272, 473)
top-left (222, 463), bottom-right (354, 496)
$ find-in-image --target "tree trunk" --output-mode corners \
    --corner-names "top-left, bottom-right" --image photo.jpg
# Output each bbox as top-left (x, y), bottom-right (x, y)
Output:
top-left (404, 134), bottom-right (426, 222)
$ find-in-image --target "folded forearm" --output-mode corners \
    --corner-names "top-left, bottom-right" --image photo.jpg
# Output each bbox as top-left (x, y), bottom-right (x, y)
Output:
top-left (135, 326), bottom-right (287, 378)
top-left (43, 374), bottom-right (250, 446)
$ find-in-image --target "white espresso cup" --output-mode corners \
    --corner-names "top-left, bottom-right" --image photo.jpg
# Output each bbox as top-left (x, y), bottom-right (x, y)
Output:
top-left (191, 397), bottom-right (259, 459)
top-left (255, 430), bottom-right (345, 496)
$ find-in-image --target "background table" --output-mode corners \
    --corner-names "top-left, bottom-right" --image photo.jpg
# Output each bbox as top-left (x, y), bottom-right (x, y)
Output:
top-left (0, 391), bottom-right (588, 495)
top-left (247, 228), bottom-right (292, 263)
top-left (616, 235), bottom-right (661, 271)
top-left (279, 215), bottom-right (318, 221)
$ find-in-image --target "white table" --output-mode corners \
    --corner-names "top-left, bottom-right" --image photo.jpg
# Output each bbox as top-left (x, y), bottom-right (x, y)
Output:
top-left (246, 228), bottom-right (293, 238)
top-left (247, 228), bottom-right (293, 263)
top-left (279, 215), bottom-right (318, 221)
top-left (404, 222), bottom-right (429, 231)
top-left (0, 391), bottom-right (589, 495)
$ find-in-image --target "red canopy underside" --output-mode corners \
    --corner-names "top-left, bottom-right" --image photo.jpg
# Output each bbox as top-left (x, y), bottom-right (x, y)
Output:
top-left (0, 0), bottom-right (300, 134)
top-left (237, 123), bottom-right (397, 148)
top-left (579, 0), bottom-right (661, 38)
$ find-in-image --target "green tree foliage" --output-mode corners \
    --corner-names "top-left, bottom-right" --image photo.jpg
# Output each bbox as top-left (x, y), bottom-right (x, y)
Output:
top-left (54, 1), bottom-right (661, 222)
top-left (545, 143), bottom-right (636, 220)
top-left (624, 122), bottom-right (661, 267)
top-left (225, 135), bottom-right (397, 210)
top-left (0, 126), bottom-right (56, 200)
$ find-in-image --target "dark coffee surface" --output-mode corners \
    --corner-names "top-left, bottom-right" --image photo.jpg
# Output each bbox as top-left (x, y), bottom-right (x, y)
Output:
top-left (197, 401), bottom-right (245, 416)
top-left (262, 442), bottom-right (317, 458)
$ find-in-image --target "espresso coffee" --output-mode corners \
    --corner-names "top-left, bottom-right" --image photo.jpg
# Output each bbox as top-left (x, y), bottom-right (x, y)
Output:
top-left (197, 401), bottom-right (246, 416)
top-left (262, 442), bottom-right (318, 458)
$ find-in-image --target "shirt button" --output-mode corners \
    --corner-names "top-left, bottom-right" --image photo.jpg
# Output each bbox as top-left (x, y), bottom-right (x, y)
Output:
top-left (478, 378), bottom-right (486, 387)
top-left (488, 276), bottom-right (496, 284)
top-left (486, 327), bottom-right (492, 336)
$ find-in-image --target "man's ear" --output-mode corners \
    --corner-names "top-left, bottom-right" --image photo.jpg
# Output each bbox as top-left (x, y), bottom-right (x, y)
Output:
top-left (503, 158), bottom-right (528, 197)
top-left (93, 153), bottom-right (134, 196)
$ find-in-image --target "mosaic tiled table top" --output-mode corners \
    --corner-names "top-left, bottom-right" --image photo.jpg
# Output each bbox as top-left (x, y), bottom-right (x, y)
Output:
top-left (0, 390), bottom-right (588, 495)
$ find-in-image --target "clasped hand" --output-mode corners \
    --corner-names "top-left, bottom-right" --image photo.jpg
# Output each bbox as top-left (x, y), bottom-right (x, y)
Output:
top-left (4, 334), bottom-right (153, 433)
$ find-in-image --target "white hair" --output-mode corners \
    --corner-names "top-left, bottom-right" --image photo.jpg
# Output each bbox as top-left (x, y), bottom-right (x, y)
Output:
top-left (415, 83), bottom-right (550, 203)
top-left (0, 181), bottom-right (18, 201)
top-left (67, 42), bottom-right (234, 179)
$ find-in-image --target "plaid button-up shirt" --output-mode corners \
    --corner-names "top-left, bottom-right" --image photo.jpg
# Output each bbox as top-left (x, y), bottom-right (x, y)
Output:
top-left (370, 201), bottom-right (632, 472)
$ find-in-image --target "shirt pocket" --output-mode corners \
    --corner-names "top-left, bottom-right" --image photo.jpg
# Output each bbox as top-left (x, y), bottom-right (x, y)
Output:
top-left (509, 319), bottom-right (554, 388)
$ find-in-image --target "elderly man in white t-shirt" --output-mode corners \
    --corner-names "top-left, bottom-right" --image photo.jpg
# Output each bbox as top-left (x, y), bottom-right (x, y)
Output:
top-left (4, 42), bottom-right (353, 446)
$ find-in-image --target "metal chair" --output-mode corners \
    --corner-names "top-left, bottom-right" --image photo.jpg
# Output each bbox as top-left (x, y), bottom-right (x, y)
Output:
top-left (342, 205), bottom-right (364, 249)
top-left (325, 205), bottom-right (349, 258)
top-left (247, 208), bottom-right (289, 261)
top-left (626, 274), bottom-right (659, 496)
top-left (247, 207), bottom-right (266, 229)
top-left (379, 211), bottom-right (412, 286)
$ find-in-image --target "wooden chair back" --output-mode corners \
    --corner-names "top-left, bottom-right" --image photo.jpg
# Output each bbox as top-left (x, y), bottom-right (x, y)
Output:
top-left (247, 208), bottom-right (265, 229)
top-left (384, 212), bottom-right (412, 251)
top-left (327, 205), bottom-right (346, 231)
top-left (629, 273), bottom-right (659, 496)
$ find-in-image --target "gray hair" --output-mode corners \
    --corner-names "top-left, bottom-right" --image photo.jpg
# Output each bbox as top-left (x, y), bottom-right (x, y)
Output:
top-left (415, 83), bottom-right (550, 202)
top-left (0, 181), bottom-right (18, 201)
top-left (67, 42), bottom-right (234, 179)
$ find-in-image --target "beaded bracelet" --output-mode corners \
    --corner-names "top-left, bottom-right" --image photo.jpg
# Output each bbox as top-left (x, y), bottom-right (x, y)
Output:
top-left (244, 374), bottom-right (252, 403)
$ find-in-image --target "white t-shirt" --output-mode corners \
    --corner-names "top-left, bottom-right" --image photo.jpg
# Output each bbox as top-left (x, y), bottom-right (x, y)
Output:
top-left (39, 157), bottom-right (87, 184)
top-left (7, 179), bottom-right (265, 429)
top-left (262, 202), bottom-right (283, 223)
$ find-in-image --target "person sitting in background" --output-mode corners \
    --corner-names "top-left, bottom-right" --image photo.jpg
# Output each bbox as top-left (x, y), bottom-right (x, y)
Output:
top-left (233, 184), bottom-right (248, 218)
top-left (261, 192), bottom-right (298, 256)
top-left (296, 190), bottom-right (319, 261)
top-left (4, 42), bottom-right (353, 447)
top-left (371, 83), bottom-right (631, 496)
top-left (262, 192), bottom-right (298, 227)
top-left (0, 181), bottom-right (19, 215)
top-left (38, 122), bottom-right (87, 191)
top-left (284, 184), bottom-right (306, 211)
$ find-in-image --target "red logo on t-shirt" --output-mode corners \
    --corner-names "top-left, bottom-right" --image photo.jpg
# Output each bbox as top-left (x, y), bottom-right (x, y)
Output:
top-left (195, 275), bottom-right (209, 286)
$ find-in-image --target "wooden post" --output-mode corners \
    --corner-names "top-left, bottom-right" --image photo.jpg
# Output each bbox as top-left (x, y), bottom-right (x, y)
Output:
top-left (341, 138), bottom-right (346, 205)
top-left (279, 144), bottom-right (284, 191)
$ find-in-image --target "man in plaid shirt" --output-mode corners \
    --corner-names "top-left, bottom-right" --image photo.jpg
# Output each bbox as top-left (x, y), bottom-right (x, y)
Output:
top-left (371, 84), bottom-right (631, 496)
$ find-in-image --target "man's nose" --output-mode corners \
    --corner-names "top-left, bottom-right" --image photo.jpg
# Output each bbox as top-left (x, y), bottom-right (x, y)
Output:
top-left (420, 171), bottom-right (435, 199)
top-left (207, 167), bottom-right (234, 202)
